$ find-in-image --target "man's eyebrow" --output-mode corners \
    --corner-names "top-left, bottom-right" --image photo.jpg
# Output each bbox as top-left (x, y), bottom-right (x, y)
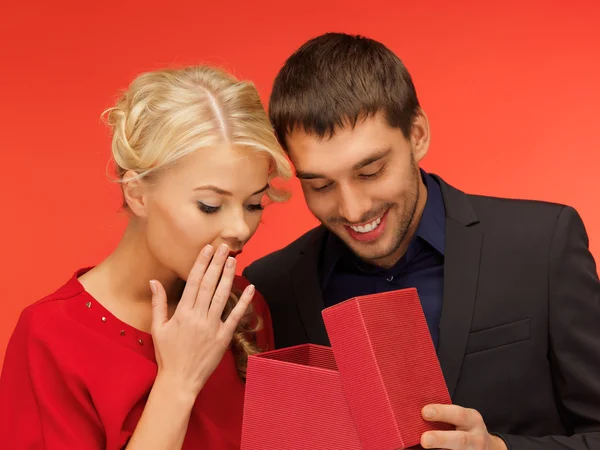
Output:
top-left (295, 148), bottom-right (392, 179)
top-left (352, 148), bottom-right (392, 170)
top-left (296, 171), bottom-right (325, 180)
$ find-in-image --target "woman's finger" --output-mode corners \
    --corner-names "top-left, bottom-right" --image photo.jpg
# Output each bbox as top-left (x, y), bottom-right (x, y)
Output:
top-left (149, 279), bottom-right (168, 331)
top-left (222, 284), bottom-right (255, 337)
top-left (194, 243), bottom-right (230, 316)
top-left (207, 256), bottom-right (237, 323)
top-left (178, 244), bottom-right (214, 310)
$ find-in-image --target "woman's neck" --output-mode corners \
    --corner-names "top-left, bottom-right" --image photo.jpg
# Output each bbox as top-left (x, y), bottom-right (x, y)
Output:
top-left (79, 220), bottom-right (185, 332)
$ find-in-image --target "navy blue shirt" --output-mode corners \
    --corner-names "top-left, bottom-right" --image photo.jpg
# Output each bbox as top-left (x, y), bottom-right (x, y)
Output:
top-left (319, 171), bottom-right (446, 348)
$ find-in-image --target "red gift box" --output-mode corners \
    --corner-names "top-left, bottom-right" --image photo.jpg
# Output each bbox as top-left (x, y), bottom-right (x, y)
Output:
top-left (241, 288), bottom-right (452, 449)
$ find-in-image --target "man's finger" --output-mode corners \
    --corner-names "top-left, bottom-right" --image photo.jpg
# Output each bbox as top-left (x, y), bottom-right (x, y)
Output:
top-left (422, 404), bottom-right (480, 429)
top-left (421, 429), bottom-right (485, 449)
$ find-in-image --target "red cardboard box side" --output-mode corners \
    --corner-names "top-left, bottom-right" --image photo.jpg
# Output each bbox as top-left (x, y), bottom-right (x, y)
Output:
top-left (323, 299), bottom-right (407, 450)
top-left (241, 345), bottom-right (363, 450)
top-left (322, 288), bottom-right (453, 449)
top-left (357, 290), bottom-right (453, 441)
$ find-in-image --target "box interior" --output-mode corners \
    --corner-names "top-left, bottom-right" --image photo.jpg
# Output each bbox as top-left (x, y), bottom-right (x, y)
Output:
top-left (256, 344), bottom-right (339, 372)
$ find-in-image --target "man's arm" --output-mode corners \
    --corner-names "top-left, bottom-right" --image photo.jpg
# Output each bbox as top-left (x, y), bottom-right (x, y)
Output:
top-left (497, 205), bottom-right (600, 449)
top-left (422, 206), bottom-right (600, 450)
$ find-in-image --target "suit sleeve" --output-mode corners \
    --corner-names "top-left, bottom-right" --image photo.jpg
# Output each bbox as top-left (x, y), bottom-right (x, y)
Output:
top-left (0, 308), bottom-right (105, 449)
top-left (497, 206), bottom-right (600, 449)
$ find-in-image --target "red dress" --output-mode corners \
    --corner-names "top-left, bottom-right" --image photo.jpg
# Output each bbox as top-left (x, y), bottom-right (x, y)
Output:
top-left (0, 269), bottom-right (274, 449)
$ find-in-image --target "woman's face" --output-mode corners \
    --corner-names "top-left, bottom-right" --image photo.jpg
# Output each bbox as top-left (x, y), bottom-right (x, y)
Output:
top-left (131, 145), bottom-right (271, 280)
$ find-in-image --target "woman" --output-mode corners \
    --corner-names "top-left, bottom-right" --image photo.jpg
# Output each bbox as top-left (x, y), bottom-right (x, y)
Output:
top-left (0, 65), bottom-right (291, 449)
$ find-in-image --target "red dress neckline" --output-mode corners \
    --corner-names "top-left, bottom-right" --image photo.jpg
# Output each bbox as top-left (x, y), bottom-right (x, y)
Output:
top-left (63, 268), bottom-right (157, 361)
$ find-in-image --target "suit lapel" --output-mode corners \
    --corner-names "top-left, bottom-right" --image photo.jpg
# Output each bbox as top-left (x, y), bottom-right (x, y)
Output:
top-left (286, 175), bottom-right (482, 395)
top-left (290, 227), bottom-right (331, 346)
top-left (434, 175), bottom-right (483, 397)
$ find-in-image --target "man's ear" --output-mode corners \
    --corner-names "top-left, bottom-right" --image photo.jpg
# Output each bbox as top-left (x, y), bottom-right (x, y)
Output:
top-left (410, 109), bottom-right (431, 163)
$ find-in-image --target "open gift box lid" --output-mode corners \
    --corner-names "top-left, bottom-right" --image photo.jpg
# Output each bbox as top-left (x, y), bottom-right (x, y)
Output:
top-left (241, 288), bottom-right (452, 450)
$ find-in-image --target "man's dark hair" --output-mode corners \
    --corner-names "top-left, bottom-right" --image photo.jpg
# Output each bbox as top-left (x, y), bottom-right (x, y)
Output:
top-left (269, 32), bottom-right (421, 151)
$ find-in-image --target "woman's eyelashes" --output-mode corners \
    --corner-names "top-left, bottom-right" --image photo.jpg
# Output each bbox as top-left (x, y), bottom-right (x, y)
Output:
top-left (197, 202), bottom-right (220, 214)
top-left (197, 201), bottom-right (264, 215)
top-left (246, 203), bottom-right (264, 212)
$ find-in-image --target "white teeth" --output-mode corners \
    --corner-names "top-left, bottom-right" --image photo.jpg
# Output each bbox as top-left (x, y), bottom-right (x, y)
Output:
top-left (351, 217), bottom-right (382, 233)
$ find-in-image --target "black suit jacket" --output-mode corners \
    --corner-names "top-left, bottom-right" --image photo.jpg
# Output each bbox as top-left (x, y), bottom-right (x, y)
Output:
top-left (243, 174), bottom-right (600, 449)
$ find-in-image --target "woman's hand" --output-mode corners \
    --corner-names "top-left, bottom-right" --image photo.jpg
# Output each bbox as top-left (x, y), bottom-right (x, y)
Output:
top-left (149, 243), bottom-right (254, 399)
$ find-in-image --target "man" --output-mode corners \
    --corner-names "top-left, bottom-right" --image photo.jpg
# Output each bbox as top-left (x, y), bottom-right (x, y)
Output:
top-left (243, 33), bottom-right (600, 449)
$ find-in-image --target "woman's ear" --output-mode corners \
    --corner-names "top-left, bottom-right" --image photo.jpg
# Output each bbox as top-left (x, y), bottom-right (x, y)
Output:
top-left (122, 170), bottom-right (149, 218)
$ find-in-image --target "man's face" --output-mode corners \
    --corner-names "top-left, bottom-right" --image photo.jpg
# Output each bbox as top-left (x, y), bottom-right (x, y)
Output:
top-left (287, 112), bottom-right (430, 268)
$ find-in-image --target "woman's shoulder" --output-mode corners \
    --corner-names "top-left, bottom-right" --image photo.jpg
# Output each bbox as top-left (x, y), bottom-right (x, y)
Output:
top-left (11, 269), bottom-right (90, 342)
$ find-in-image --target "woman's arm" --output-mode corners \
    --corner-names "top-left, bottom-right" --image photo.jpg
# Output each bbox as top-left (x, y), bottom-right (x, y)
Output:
top-left (126, 244), bottom-right (255, 449)
top-left (124, 373), bottom-right (196, 449)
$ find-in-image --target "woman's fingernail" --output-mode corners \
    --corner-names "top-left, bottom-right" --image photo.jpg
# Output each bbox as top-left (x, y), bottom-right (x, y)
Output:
top-left (226, 257), bottom-right (235, 268)
top-left (149, 280), bottom-right (157, 294)
top-left (247, 284), bottom-right (255, 295)
top-left (202, 245), bottom-right (214, 256)
top-left (218, 244), bottom-right (229, 256)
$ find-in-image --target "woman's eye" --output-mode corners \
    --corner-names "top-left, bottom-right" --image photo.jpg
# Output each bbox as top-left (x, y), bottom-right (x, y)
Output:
top-left (197, 202), bottom-right (220, 214)
top-left (246, 203), bottom-right (264, 212)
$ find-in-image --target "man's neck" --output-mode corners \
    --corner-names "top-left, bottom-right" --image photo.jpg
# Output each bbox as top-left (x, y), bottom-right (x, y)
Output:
top-left (367, 175), bottom-right (429, 269)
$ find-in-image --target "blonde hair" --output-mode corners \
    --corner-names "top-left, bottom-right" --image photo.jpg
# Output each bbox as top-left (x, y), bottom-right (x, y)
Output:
top-left (102, 65), bottom-right (291, 380)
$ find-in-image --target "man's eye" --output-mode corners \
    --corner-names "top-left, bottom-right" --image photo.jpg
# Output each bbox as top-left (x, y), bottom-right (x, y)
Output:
top-left (311, 183), bottom-right (333, 193)
top-left (359, 165), bottom-right (386, 179)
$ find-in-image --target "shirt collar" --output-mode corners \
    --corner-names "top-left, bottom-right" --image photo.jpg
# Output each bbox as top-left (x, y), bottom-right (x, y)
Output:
top-left (418, 170), bottom-right (445, 255)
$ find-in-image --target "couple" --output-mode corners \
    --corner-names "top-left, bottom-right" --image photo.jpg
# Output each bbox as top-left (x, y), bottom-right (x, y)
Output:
top-left (1, 33), bottom-right (599, 450)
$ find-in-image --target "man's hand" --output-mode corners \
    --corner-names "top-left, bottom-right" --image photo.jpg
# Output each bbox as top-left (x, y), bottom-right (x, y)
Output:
top-left (420, 404), bottom-right (508, 450)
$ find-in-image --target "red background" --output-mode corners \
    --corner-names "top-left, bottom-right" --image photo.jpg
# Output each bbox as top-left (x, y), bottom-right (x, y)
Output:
top-left (1, 0), bottom-right (599, 368)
